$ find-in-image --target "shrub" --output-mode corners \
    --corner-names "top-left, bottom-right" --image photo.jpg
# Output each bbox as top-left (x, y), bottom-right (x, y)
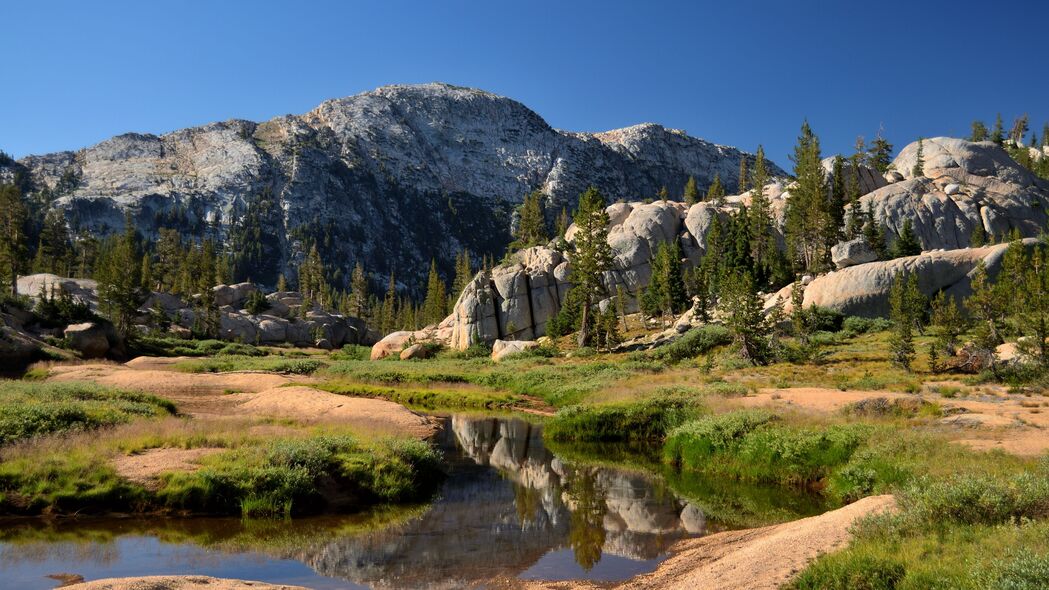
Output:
top-left (805, 306), bottom-right (845, 333)
top-left (973, 550), bottom-right (1049, 590)
top-left (244, 291), bottom-right (270, 315)
top-left (636, 325), bottom-right (731, 363)
top-left (545, 396), bottom-right (703, 442)
top-left (841, 316), bottom-right (893, 337)
top-left (329, 345), bottom-right (371, 361)
top-left (793, 554), bottom-right (906, 590)
top-left (0, 382), bottom-right (177, 445)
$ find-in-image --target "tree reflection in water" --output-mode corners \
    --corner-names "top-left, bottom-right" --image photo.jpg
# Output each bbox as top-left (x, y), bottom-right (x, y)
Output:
top-left (563, 467), bottom-right (608, 571)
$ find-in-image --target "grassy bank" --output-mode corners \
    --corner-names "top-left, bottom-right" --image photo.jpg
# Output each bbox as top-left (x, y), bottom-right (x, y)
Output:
top-left (0, 381), bottom-right (176, 445)
top-left (0, 418), bottom-right (443, 517)
top-left (545, 394), bottom-right (704, 442)
top-left (312, 381), bottom-right (526, 411)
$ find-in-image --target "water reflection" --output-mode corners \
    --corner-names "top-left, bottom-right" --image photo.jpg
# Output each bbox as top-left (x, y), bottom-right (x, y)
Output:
top-left (0, 415), bottom-right (824, 589)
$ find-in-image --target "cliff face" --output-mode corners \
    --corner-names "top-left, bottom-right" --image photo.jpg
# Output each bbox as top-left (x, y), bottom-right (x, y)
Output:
top-left (9, 83), bottom-right (778, 294)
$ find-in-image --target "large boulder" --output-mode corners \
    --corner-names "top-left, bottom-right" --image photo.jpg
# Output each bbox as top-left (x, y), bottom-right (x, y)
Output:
top-left (800, 240), bottom-right (1035, 317)
top-left (491, 339), bottom-right (540, 361)
top-left (371, 331), bottom-right (414, 360)
top-left (64, 322), bottom-right (111, 358)
top-left (17, 274), bottom-right (99, 310)
top-left (400, 343), bottom-right (435, 360)
top-left (822, 156), bottom-right (888, 195)
top-left (831, 238), bottom-right (879, 269)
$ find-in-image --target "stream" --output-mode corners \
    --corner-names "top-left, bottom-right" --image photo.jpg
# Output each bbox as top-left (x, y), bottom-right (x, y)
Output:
top-left (0, 414), bottom-right (829, 589)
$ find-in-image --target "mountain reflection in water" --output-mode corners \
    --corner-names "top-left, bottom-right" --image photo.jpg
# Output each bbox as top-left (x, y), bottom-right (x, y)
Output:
top-left (1, 415), bottom-right (806, 589)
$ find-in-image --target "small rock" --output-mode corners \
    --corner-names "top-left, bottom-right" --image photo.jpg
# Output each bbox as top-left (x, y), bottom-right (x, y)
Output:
top-left (314, 338), bottom-right (333, 350)
top-left (944, 183), bottom-right (962, 196)
top-left (831, 238), bottom-right (878, 270)
top-left (400, 343), bottom-right (434, 360)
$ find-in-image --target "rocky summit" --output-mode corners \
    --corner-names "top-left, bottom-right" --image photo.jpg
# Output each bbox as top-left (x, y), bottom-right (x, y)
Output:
top-left (4, 83), bottom-right (779, 294)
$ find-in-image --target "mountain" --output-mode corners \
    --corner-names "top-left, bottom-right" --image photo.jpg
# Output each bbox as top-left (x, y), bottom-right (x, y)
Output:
top-left (4, 83), bottom-right (781, 294)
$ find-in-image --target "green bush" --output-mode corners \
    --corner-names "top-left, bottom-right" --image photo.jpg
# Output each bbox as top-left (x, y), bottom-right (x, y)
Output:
top-left (793, 554), bottom-right (906, 590)
top-left (841, 316), bottom-right (893, 337)
top-left (973, 550), bottom-right (1049, 590)
top-left (636, 325), bottom-right (731, 363)
top-left (805, 306), bottom-right (845, 333)
top-left (545, 396), bottom-right (703, 442)
top-left (0, 382), bottom-right (177, 445)
top-left (664, 411), bottom-right (870, 487)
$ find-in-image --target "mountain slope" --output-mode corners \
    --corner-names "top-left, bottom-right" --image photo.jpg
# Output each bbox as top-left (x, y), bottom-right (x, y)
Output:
top-left (7, 83), bottom-right (781, 293)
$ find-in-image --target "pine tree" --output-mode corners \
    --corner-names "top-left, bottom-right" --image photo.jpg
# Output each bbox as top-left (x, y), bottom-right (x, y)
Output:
top-left (277, 273), bottom-right (288, 292)
top-left (862, 202), bottom-right (887, 259)
top-left (930, 291), bottom-right (965, 356)
top-left (991, 114), bottom-right (1005, 146)
top-left (970, 221), bottom-right (986, 247)
top-left (1042, 124), bottom-right (1049, 148)
top-left (569, 187), bottom-right (613, 347)
top-left (705, 173), bottom-right (725, 205)
top-left (891, 219), bottom-right (922, 258)
top-left (32, 209), bottom-right (72, 276)
top-left (380, 273), bottom-right (397, 335)
top-left (868, 130), bottom-right (894, 173)
top-left (888, 271), bottom-right (917, 370)
top-left (657, 186), bottom-right (669, 202)
top-left (452, 249), bottom-right (473, 298)
top-left (784, 122), bottom-right (831, 273)
top-left (723, 271), bottom-right (771, 365)
top-left (1010, 114), bottom-right (1029, 144)
top-left (647, 240), bottom-right (687, 323)
top-left (349, 262), bottom-right (368, 319)
top-left (422, 259), bottom-right (448, 325)
top-left (95, 218), bottom-right (144, 338)
top-left (0, 184), bottom-right (28, 297)
top-left (1004, 241), bottom-right (1049, 364)
top-left (683, 176), bottom-right (700, 206)
top-left (829, 155), bottom-right (847, 238)
top-left (298, 245), bottom-right (326, 305)
top-left (912, 138), bottom-right (925, 177)
top-left (789, 277), bottom-right (808, 344)
top-left (513, 190), bottom-right (548, 249)
top-left (965, 261), bottom-right (1005, 352)
top-left (737, 157), bottom-right (749, 194)
top-left (748, 145), bottom-right (776, 286)
top-left (970, 121), bottom-right (988, 142)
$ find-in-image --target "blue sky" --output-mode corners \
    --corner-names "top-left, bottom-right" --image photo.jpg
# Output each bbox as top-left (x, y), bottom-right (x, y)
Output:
top-left (3, 0), bottom-right (1047, 168)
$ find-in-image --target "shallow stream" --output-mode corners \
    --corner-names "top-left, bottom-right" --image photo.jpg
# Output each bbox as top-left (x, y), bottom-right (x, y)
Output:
top-left (1, 414), bottom-right (828, 589)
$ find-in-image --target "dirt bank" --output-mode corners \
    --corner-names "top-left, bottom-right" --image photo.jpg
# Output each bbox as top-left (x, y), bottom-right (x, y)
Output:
top-left (64, 575), bottom-right (308, 590)
top-left (522, 495), bottom-right (896, 590)
top-left (111, 448), bottom-right (224, 488)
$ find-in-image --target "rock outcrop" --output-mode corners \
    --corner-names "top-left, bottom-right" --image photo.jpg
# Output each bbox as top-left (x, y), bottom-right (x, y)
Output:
top-left (491, 339), bottom-right (540, 361)
top-left (6, 83), bottom-right (780, 295)
top-left (787, 240), bottom-right (1035, 317)
top-left (856, 138), bottom-right (1049, 251)
top-left (16, 274), bottom-right (370, 348)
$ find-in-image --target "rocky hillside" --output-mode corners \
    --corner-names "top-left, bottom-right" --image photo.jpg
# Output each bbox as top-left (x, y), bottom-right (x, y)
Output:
top-left (5, 83), bottom-right (779, 294)
top-left (370, 137), bottom-right (1049, 352)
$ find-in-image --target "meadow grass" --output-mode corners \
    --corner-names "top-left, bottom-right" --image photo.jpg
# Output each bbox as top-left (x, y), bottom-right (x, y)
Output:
top-left (311, 381), bottom-right (526, 410)
top-left (545, 394), bottom-right (705, 442)
top-left (172, 357), bottom-right (325, 374)
top-left (0, 381), bottom-right (176, 445)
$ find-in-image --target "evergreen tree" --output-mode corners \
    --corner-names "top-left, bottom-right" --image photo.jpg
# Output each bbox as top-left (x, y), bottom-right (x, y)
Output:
top-left (970, 121), bottom-right (988, 142)
top-left (297, 245), bottom-right (326, 305)
top-left (31, 209), bottom-right (72, 276)
top-left (891, 219), bottom-right (922, 258)
top-left (568, 187), bottom-right (613, 347)
top-left (657, 186), bottom-right (669, 202)
top-left (1007, 241), bottom-right (1049, 364)
top-left (829, 155), bottom-right (847, 238)
top-left (991, 113), bottom-right (1005, 146)
top-left (349, 262), bottom-right (368, 319)
top-left (784, 122), bottom-right (831, 273)
top-left (888, 271), bottom-right (917, 370)
top-left (862, 202), bottom-right (887, 259)
top-left (0, 183), bottom-right (28, 297)
top-left (965, 261), bottom-right (1006, 351)
top-left (1010, 114), bottom-right (1029, 144)
top-left (912, 138), bottom-right (925, 177)
top-left (646, 240), bottom-right (687, 323)
top-left (452, 249), bottom-right (474, 298)
top-left (422, 259), bottom-right (448, 325)
top-left (683, 176), bottom-right (700, 205)
top-left (595, 305), bottom-right (621, 352)
top-left (868, 130), bottom-right (894, 173)
top-left (722, 271), bottom-right (771, 365)
top-left (229, 187), bottom-right (282, 285)
top-left (789, 277), bottom-right (808, 344)
top-left (95, 219), bottom-right (144, 337)
top-left (748, 145), bottom-right (777, 286)
top-left (1042, 124), bottom-right (1049, 148)
top-left (277, 273), bottom-right (288, 292)
top-left (705, 173), bottom-right (725, 205)
top-left (970, 221), bottom-right (986, 247)
top-left (737, 157), bottom-right (749, 194)
top-left (513, 190), bottom-right (548, 250)
top-left (380, 273), bottom-right (397, 335)
top-left (930, 291), bottom-right (965, 357)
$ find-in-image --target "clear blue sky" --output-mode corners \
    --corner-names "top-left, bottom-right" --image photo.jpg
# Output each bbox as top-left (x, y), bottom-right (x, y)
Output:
top-left (3, 0), bottom-right (1047, 168)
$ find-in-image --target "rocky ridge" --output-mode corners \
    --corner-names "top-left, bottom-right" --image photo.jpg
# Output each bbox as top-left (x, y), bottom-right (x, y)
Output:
top-left (6, 83), bottom-right (779, 294)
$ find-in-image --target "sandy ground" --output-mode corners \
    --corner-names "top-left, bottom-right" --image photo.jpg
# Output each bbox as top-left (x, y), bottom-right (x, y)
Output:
top-left (64, 576), bottom-right (308, 590)
top-left (111, 448), bottom-right (224, 487)
top-left (519, 495), bottom-right (895, 590)
top-left (740, 386), bottom-right (1049, 456)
